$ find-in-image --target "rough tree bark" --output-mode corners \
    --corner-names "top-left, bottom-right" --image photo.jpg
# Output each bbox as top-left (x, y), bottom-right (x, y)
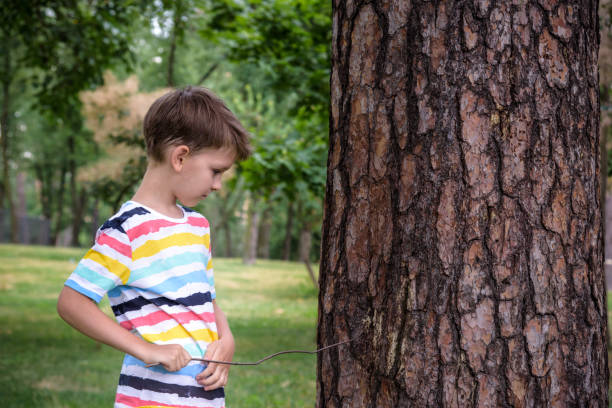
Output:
top-left (317, 1), bottom-right (608, 407)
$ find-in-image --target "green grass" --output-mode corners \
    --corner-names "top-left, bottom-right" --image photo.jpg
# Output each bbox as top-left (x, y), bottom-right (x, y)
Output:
top-left (0, 244), bottom-right (318, 407)
top-left (3, 243), bottom-right (611, 406)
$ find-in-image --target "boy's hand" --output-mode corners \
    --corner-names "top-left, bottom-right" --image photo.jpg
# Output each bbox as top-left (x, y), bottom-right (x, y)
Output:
top-left (143, 343), bottom-right (191, 372)
top-left (196, 337), bottom-right (235, 390)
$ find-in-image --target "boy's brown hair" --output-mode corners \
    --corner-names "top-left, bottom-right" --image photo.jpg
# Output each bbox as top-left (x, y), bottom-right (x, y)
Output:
top-left (143, 86), bottom-right (251, 162)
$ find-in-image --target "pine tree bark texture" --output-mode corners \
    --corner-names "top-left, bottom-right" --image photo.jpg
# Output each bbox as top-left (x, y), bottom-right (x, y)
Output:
top-left (317, 0), bottom-right (608, 407)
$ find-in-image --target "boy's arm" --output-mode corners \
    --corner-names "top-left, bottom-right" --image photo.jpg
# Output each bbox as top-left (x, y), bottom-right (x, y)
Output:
top-left (57, 286), bottom-right (191, 371)
top-left (196, 299), bottom-right (235, 390)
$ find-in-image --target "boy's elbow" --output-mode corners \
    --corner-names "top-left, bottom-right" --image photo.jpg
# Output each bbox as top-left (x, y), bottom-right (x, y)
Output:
top-left (57, 286), bottom-right (78, 322)
top-left (57, 286), bottom-right (69, 320)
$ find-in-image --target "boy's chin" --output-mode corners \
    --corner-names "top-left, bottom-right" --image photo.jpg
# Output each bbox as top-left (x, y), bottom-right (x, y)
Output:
top-left (180, 198), bottom-right (202, 208)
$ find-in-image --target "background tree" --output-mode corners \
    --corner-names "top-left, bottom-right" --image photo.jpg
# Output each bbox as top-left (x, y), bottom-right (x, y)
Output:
top-left (204, 0), bottom-right (330, 263)
top-left (79, 73), bottom-right (169, 212)
top-left (0, 0), bottom-right (141, 243)
top-left (5, 0), bottom-right (331, 267)
top-left (317, 1), bottom-right (608, 406)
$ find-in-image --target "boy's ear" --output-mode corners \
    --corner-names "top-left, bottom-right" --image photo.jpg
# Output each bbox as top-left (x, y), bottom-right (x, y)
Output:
top-left (170, 145), bottom-right (191, 172)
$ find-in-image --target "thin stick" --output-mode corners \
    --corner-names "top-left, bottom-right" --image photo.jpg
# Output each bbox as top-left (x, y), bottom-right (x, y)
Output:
top-left (145, 338), bottom-right (353, 368)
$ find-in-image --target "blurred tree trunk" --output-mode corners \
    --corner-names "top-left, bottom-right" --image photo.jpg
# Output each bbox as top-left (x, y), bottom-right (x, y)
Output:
top-left (68, 134), bottom-right (87, 247)
top-left (71, 185), bottom-right (87, 247)
top-left (282, 200), bottom-right (294, 260)
top-left (299, 222), bottom-right (316, 287)
top-left (217, 221), bottom-right (232, 257)
top-left (16, 171), bottom-right (28, 244)
top-left (257, 203), bottom-right (272, 259)
top-left (91, 196), bottom-right (99, 246)
top-left (51, 161), bottom-right (67, 246)
top-left (243, 196), bottom-right (259, 265)
top-left (34, 163), bottom-right (53, 223)
top-left (317, 1), bottom-right (608, 407)
top-left (298, 198), bottom-right (317, 286)
top-left (217, 178), bottom-right (245, 257)
top-left (167, 0), bottom-right (186, 87)
top-left (1, 41), bottom-right (17, 243)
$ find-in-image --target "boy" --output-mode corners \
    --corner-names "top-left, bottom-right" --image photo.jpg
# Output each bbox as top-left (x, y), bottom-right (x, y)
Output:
top-left (57, 86), bottom-right (251, 408)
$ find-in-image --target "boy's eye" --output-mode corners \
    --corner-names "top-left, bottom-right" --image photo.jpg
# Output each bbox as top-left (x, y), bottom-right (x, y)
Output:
top-left (213, 169), bottom-right (222, 175)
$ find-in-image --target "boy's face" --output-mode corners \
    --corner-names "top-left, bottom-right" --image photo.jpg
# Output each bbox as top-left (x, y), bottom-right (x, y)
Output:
top-left (173, 146), bottom-right (235, 207)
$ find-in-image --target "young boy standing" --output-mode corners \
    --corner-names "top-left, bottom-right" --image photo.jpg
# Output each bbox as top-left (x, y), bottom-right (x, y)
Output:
top-left (57, 86), bottom-right (251, 408)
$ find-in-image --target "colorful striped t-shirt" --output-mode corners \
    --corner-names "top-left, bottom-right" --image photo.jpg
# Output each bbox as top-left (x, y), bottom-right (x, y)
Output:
top-left (65, 200), bottom-right (225, 408)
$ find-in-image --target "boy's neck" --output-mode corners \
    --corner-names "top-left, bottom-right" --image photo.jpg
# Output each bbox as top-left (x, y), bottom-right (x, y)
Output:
top-left (131, 163), bottom-right (183, 219)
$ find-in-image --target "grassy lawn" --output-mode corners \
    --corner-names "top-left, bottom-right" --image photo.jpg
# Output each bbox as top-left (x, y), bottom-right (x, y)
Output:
top-left (2, 243), bottom-right (611, 406)
top-left (0, 244), bottom-right (318, 408)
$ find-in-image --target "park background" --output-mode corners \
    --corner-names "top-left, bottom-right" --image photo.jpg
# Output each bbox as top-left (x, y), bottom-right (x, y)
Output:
top-left (0, 0), bottom-right (327, 407)
top-left (1, 0), bottom-right (612, 406)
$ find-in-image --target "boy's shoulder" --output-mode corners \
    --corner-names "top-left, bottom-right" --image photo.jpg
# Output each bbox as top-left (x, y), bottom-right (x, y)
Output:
top-left (178, 204), bottom-right (206, 218)
top-left (97, 201), bottom-right (210, 238)
top-left (178, 204), bottom-right (211, 227)
top-left (97, 201), bottom-right (152, 237)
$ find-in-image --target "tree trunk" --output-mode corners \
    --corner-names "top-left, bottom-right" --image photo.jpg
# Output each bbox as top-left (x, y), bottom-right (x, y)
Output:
top-left (34, 162), bottom-right (53, 222)
top-left (299, 224), bottom-right (316, 287)
top-left (299, 224), bottom-right (312, 263)
top-left (68, 134), bottom-right (87, 247)
top-left (243, 196), bottom-right (259, 265)
top-left (71, 185), bottom-right (87, 247)
top-left (257, 204), bottom-right (272, 259)
top-left (51, 162), bottom-right (67, 246)
top-left (217, 179), bottom-right (245, 258)
top-left (16, 171), bottom-right (28, 244)
top-left (282, 200), bottom-right (294, 260)
top-left (1, 44), bottom-right (17, 243)
top-left (166, 0), bottom-right (185, 88)
top-left (219, 222), bottom-right (233, 258)
top-left (91, 196), bottom-right (99, 246)
top-left (317, 1), bottom-right (608, 407)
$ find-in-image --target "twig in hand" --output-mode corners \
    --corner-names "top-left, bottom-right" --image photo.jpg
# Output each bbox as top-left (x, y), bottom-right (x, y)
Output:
top-left (145, 338), bottom-right (353, 368)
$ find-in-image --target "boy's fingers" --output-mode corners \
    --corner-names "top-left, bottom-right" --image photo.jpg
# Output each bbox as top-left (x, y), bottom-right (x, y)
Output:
top-left (197, 365), bottom-right (224, 384)
top-left (159, 345), bottom-right (191, 371)
top-left (202, 342), bottom-right (218, 361)
top-left (204, 373), bottom-right (227, 391)
top-left (199, 371), bottom-right (220, 388)
top-left (201, 362), bottom-right (217, 378)
top-left (181, 350), bottom-right (191, 367)
top-left (198, 371), bottom-right (216, 386)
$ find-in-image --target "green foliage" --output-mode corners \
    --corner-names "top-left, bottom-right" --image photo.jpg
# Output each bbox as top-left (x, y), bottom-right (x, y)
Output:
top-left (90, 127), bottom-right (147, 212)
top-left (203, 0), bottom-right (331, 113)
top-left (1, 0), bottom-right (143, 116)
top-left (1, 0), bottom-right (150, 244)
top-left (7, 0), bottom-right (331, 259)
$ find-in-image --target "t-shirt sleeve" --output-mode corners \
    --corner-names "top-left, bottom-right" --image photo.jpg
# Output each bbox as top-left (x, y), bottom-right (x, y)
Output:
top-left (64, 226), bottom-right (132, 303)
